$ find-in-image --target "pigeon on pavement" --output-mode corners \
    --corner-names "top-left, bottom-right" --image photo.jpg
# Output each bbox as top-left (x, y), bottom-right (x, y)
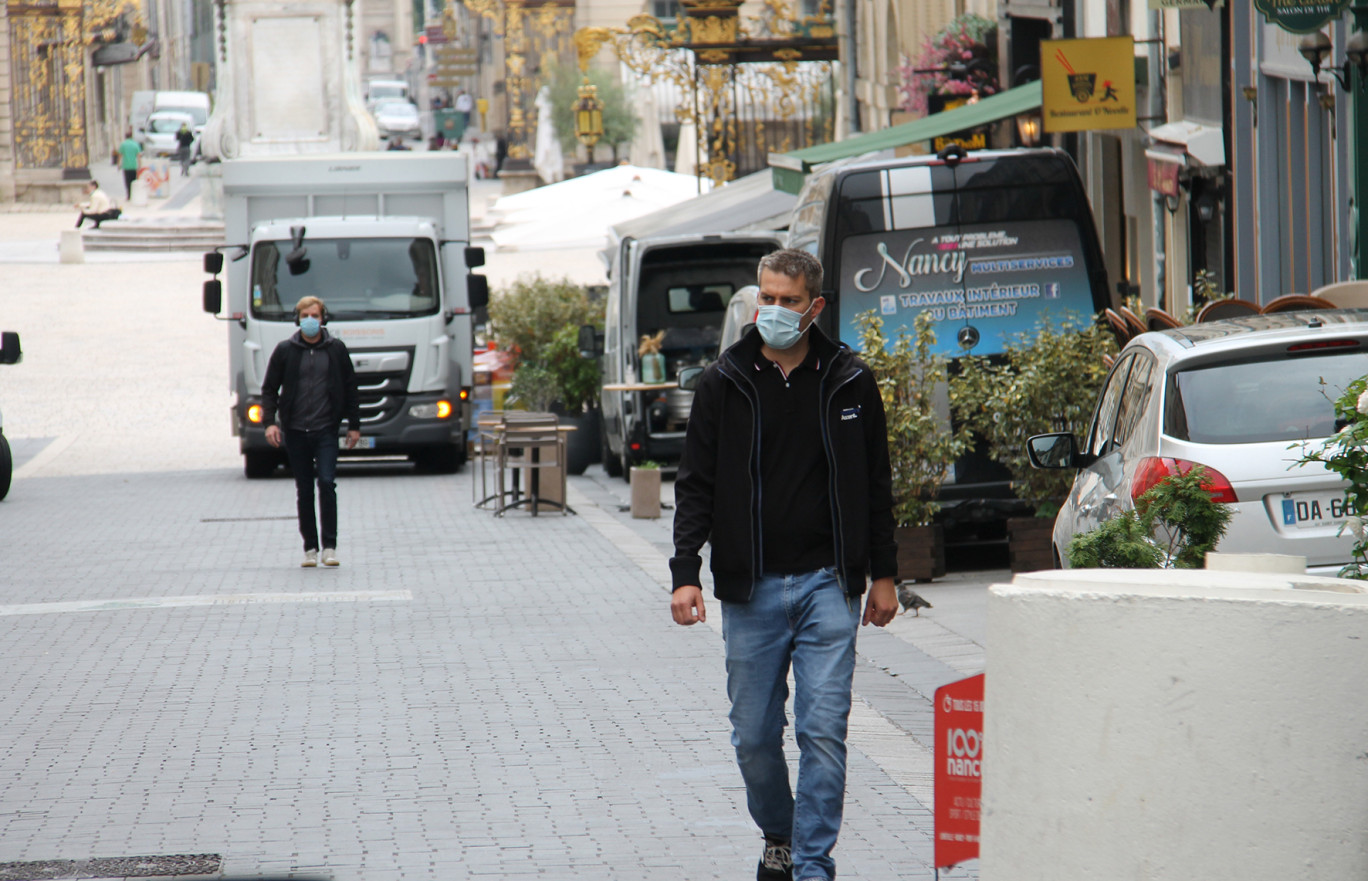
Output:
top-left (896, 583), bottom-right (933, 616)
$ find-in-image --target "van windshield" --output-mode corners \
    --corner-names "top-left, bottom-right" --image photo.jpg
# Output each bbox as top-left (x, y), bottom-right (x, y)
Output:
top-left (249, 237), bottom-right (440, 320)
top-left (825, 153), bottom-right (1106, 356)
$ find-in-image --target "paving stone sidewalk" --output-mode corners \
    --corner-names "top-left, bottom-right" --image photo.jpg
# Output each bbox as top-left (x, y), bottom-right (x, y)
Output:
top-left (0, 461), bottom-right (990, 881)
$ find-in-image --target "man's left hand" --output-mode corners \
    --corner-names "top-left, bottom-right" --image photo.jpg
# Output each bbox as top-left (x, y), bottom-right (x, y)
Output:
top-left (862, 577), bottom-right (899, 627)
top-left (345, 430), bottom-right (360, 450)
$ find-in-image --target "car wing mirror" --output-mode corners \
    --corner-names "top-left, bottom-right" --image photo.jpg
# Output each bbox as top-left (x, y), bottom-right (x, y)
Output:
top-left (677, 365), bottom-right (704, 391)
top-left (1026, 432), bottom-right (1082, 469)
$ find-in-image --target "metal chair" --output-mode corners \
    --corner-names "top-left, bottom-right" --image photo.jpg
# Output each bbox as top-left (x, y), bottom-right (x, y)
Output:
top-left (1117, 305), bottom-right (1146, 337)
top-left (1144, 307), bottom-right (1182, 331)
top-left (472, 409), bottom-right (506, 508)
top-left (1103, 308), bottom-right (1134, 350)
top-left (1261, 294), bottom-right (1335, 314)
top-left (1311, 280), bottom-right (1368, 308)
top-left (495, 413), bottom-right (571, 517)
top-left (1194, 298), bottom-right (1260, 322)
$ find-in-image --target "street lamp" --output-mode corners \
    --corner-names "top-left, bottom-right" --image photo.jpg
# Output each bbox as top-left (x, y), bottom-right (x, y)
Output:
top-left (573, 78), bottom-right (604, 148)
top-left (1298, 29), bottom-right (1368, 91)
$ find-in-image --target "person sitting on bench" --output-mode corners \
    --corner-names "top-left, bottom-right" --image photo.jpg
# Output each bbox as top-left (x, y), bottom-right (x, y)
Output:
top-left (74, 180), bottom-right (121, 229)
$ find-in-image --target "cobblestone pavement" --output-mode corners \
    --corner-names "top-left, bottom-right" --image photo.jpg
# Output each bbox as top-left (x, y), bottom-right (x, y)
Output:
top-left (0, 228), bottom-right (996, 881)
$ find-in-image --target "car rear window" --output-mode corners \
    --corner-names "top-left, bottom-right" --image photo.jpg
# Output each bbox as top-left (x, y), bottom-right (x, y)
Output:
top-left (1166, 350), bottom-right (1368, 444)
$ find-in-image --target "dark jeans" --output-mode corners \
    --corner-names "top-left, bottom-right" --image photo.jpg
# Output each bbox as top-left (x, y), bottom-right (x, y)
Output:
top-left (76, 209), bottom-right (120, 229)
top-left (122, 168), bottom-right (136, 199)
top-left (284, 428), bottom-right (339, 551)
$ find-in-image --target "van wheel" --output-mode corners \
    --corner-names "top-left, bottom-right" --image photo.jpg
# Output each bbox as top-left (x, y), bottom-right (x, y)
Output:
top-left (601, 418), bottom-right (622, 477)
top-left (244, 451), bottom-right (277, 479)
top-left (0, 432), bottom-right (12, 501)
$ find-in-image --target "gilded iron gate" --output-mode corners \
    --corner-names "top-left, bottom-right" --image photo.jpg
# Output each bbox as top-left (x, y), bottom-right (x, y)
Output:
top-left (8, 0), bottom-right (88, 170)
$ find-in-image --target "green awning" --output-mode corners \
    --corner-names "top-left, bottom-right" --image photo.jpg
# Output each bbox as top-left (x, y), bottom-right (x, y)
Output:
top-left (769, 81), bottom-right (1044, 194)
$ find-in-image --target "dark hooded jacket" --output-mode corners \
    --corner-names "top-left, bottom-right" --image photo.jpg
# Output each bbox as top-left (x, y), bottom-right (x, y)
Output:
top-left (670, 325), bottom-right (897, 600)
top-left (261, 329), bottom-right (361, 433)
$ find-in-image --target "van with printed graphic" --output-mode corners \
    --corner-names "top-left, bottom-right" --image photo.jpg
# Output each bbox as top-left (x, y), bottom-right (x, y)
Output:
top-left (786, 145), bottom-right (1113, 536)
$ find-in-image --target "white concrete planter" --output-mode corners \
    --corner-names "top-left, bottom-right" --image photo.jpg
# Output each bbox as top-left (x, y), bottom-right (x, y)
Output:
top-left (630, 467), bottom-right (661, 519)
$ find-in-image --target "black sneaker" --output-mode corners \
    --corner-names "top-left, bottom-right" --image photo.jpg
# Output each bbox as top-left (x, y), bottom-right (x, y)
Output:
top-left (757, 839), bottom-right (793, 881)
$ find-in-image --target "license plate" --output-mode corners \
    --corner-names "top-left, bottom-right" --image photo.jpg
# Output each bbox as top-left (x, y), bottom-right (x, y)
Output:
top-left (342, 436), bottom-right (377, 450)
top-left (1280, 491), bottom-right (1354, 529)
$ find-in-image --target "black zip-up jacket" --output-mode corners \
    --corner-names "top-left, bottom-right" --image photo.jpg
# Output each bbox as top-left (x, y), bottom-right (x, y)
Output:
top-left (261, 330), bottom-right (362, 433)
top-left (670, 325), bottom-right (897, 600)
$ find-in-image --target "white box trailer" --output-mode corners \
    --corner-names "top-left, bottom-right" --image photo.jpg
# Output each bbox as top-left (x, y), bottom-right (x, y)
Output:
top-left (202, 152), bottom-right (488, 477)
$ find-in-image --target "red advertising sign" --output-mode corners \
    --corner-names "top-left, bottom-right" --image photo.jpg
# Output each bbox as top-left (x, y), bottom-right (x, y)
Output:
top-left (934, 673), bottom-right (984, 869)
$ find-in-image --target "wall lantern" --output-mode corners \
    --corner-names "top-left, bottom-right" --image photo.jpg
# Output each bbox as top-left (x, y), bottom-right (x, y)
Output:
top-left (573, 78), bottom-right (604, 148)
top-left (1015, 113), bottom-right (1042, 147)
top-left (1298, 29), bottom-right (1368, 92)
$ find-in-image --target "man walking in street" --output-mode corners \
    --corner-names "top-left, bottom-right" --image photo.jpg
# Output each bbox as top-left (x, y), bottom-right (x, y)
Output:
top-left (117, 130), bottom-right (142, 199)
top-left (262, 296), bottom-right (361, 568)
top-left (174, 122), bottom-right (195, 176)
top-left (670, 248), bottom-right (899, 881)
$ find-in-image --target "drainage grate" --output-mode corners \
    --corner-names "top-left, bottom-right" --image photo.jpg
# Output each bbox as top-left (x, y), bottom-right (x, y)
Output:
top-left (200, 516), bottom-right (297, 523)
top-left (0, 854), bottom-right (221, 881)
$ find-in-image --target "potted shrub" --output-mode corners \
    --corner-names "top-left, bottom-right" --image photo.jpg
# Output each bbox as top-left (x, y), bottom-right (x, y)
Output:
top-left (948, 316), bottom-right (1116, 572)
top-left (487, 274), bottom-right (604, 473)
top-left (1065, 466), bottom-right (1233, 569)
top-left (855, 310), bottom-right (970, 581)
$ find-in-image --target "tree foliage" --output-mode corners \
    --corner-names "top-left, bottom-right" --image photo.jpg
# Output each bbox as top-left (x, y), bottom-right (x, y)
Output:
top-left (544, 61), bottom-right (640, 157)
top-left (488, 275), bottom-right (604, 412)
top-left (1066, 466), bottom-right (1233, 569)
top-left (1295, 375), bottom-right (1368, 578)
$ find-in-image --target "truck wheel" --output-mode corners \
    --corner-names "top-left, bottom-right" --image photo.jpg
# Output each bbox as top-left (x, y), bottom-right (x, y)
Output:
top-left (0, 432), bottom-right (12, 501)
top-left (601, 416), bottom-right (622, 477)
top-left (244, 451), bottom-right (277, 479)
top-left (415, 443), bottom-right (462, 474)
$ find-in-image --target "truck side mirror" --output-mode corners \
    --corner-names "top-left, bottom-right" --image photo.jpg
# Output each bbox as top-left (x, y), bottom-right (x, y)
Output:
top-left (203, 251), bottom-right (223, 274)
top-left (467, 274), bottom-right (489, 310)
top-left (577, 325), bottom-right (603, 358)
top-left (203, 279), bottom-right (222, 315)
top-left (0, 331), bottom-right (22, 365)
top-left (677, 366), bottom-right (704, 391)
top-left (465, 246), bottom-right (485, 268)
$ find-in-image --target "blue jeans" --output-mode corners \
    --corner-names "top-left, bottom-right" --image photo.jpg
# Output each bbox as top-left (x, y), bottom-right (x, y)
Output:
top-left (283, 428), bottom-right (339, 551)
top-left (721, 567), bottom-right (859, 881)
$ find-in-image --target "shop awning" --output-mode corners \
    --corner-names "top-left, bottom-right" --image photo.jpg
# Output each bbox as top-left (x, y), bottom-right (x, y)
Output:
top-left (768, 80), bottom-right (1044, 194)
top-left (607, 168), bottom-right (795, 247)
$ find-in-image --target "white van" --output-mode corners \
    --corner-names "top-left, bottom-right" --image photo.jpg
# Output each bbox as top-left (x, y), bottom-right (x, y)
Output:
top-left (151, 91), bottom-right (211, 135)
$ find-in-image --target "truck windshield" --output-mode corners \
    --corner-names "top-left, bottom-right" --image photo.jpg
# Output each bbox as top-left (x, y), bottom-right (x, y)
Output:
top-left (249, 237), bottom-right (440, 320)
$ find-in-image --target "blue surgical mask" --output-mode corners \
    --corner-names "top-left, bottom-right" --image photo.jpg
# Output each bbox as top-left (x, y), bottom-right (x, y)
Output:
top-left (299, 316), bottom-right (321, 337)
top-left (755, 302), bottom-right (814, 350)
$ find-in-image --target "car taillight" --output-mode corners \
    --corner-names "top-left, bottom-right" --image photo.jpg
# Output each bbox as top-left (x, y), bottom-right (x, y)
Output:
top-left (1130, 457), bottom-right (1239, 504)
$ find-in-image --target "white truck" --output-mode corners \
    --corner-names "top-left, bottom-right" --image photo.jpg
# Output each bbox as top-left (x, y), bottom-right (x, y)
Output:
top-left (202, 153), bottom-right (488, 478)
top-left (589, 232), bottom-right (782, 478)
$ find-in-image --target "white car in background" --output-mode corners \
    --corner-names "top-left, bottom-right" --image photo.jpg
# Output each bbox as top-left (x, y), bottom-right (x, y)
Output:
top-left (1027, 309), bottom-right (1368, 575)
top-left (140, 110), bottom-right (196, 158)
top-left (373, 101), bottom-right (422, 142)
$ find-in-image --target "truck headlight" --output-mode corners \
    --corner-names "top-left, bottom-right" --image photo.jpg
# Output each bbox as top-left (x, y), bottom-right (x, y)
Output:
top-left (409, 399), bottom-right (453, 419)
top-left (247, 404), bottom-right (263, 423)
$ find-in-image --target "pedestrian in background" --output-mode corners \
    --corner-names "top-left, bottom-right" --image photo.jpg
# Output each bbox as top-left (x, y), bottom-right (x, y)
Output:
top-left (454, 89), bottom-right (474, 130)
top-left (174, 122), bottom-right (195, 176)
top-left (74, 180), bottom-right (121, 229)
top-left (117, 130), bottom-right (142, 199)
top-left (261, 296), bottom-right (361, 568)
top-left (670, 248), bottom-right (899, 881)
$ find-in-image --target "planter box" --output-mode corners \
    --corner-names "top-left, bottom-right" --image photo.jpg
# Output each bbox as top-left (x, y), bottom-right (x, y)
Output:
top-left (630, 467), bottom-right (661, 519)
top-left (1008, 515), bottom-right (1056, 573)
top-left (895, 524), bottom-right (945, 582)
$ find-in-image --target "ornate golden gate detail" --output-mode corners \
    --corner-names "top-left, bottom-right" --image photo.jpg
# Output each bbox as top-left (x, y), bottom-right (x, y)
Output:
top-left (575, 0), bottom-right (836, 185)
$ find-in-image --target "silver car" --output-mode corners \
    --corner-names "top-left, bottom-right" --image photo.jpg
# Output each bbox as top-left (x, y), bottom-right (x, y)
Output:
top-left (1027, 310), bottom-right (1368, 575)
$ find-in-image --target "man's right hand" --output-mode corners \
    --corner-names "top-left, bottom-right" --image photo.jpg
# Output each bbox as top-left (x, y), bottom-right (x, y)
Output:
top-left (671, 585), bottom-right (707, 626)
top-left (265, 425), bottom-right (282, 448)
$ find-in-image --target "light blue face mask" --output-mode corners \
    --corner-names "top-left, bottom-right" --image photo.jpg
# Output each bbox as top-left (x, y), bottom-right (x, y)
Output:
top-left (299, 316), bottom-right (321, 337)
top-left (755, 302), bottom-right (814, 350)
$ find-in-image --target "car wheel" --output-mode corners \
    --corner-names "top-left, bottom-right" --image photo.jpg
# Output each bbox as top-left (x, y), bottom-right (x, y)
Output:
top-left (244, 450), bottom-right (277, 479)
top-left (0, 431), bottom-right (12, 501)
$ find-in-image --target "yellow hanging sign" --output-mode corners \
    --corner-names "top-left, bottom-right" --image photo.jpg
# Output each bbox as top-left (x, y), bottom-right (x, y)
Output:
top-left (1041, 37), bottom-right (1137, 133)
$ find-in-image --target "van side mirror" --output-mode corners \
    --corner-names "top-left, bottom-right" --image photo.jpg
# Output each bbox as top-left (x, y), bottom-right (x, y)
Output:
top-left (0, 331), bottom-right (22, 365)
top-left (203, 279), bottom-right (222, 315)
top-left (578, 324), bottom-right (603, 358)
top-left (465, 246), bottom-right (485, 268)
top-left (203, 251), bottom-right (223, 274)
top-left (677, 366), bottom-right (704, 391)
top-left (467, 274), bottom-right (489, 310)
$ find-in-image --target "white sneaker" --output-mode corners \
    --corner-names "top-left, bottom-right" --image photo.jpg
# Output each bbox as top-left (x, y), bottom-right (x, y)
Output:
top-left (302, 549), bottom-right (318, 568)
top-left (321, 548), bottom-right (339, 567)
